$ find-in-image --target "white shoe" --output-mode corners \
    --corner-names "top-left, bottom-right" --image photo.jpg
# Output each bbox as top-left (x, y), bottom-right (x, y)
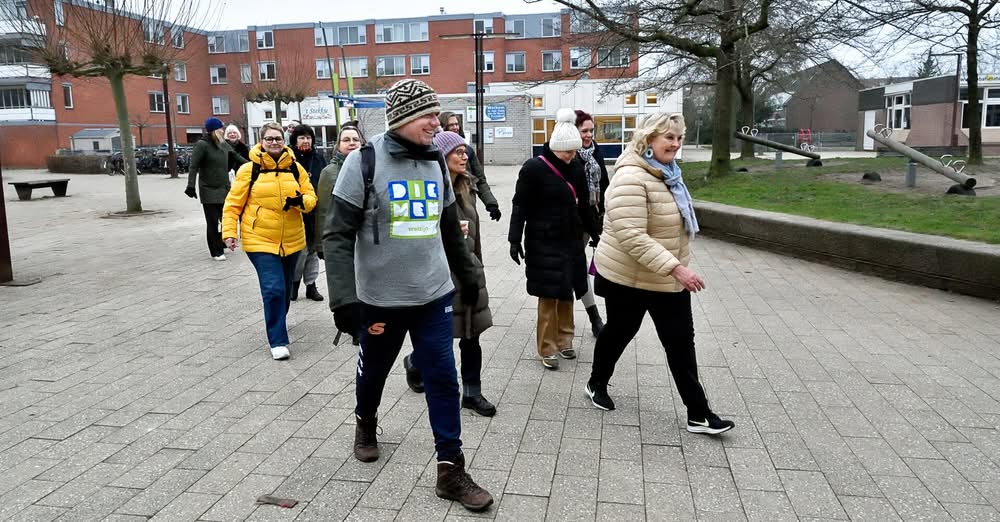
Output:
top-left (212, 254), bottom-right (226, 261)
top-left (270, 346), bottom-right (290, 360)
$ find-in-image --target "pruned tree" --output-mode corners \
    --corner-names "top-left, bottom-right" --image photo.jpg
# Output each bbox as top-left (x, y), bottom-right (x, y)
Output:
top-left (130, 112), bottom-right (154, 147)
top-left (241, 45), bottom-right (312, 127)
top-left (845, 0), bottom-right (1000, 165)
top-left (5, 0), bottom-right (217, 212)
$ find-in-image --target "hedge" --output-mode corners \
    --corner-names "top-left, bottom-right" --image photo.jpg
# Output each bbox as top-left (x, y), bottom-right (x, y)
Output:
top-left (46, 154), bottom-right (108, 174)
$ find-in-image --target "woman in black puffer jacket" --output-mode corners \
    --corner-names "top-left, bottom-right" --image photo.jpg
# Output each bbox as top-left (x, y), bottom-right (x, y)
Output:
top-left (508, 108), bottom-right (601, 370)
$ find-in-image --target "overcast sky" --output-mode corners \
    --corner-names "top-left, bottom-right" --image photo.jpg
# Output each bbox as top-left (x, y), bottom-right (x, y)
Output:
top-left (213, 0), bottom-right (564, 29)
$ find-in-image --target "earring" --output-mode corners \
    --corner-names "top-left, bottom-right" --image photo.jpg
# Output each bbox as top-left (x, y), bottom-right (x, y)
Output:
top-left (644, 147), bottom-right (654, 159)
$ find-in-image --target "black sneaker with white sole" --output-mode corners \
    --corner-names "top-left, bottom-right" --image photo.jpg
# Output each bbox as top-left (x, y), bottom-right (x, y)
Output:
top-left (585, 382), bottom-right (615, 411)
top-left (687, 413), bottom-right (735, 435)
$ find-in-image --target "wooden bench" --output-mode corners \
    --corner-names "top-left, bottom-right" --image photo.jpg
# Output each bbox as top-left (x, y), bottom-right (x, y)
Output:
top-left (8, 179), bottom-right (70, 201)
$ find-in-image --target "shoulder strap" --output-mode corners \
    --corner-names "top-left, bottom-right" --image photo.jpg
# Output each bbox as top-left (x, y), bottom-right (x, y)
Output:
top-left (238, 163), bottom-right (263, 222)
top-left (538, 155), bottom-right (578, 203)
top-left (359, 143), bottom-right (379, 245)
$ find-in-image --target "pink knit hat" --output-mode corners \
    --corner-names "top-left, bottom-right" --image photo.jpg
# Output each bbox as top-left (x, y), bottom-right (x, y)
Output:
top-left (433, 131), bottom-right (467, 158)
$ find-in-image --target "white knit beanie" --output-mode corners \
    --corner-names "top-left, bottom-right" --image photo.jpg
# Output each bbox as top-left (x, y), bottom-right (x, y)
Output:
top-left (548, 108), bottom-right (583, 151)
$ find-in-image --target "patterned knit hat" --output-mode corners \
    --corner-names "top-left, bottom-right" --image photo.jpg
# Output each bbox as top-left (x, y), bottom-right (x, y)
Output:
top-left (432, 131), bottom-right (466, 158)
top-left (385, 79), bottom-right (441, 130)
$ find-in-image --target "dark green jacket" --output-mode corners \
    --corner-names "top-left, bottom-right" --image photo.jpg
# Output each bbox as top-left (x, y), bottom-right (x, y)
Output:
top-left (187, 137), bottom-right (247, 204)
top-left (315, 153), bottom-right (344, 247)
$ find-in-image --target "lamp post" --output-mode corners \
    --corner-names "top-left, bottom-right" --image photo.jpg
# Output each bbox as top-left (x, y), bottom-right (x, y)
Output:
top-left (931, 52), bottom-right (962, 148)
top-left (440, 31), bottom-right (517, 164)
top-left (162, 71), bottom-right (178, 178)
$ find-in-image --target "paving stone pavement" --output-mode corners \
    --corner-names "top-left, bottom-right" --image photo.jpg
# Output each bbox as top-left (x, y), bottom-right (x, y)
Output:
top-left (2, 168), bottom-right (1000, 521)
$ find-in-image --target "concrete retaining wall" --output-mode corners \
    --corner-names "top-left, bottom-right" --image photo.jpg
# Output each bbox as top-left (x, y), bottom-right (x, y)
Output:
top-left (695, 201), bottom-right (1000, 301)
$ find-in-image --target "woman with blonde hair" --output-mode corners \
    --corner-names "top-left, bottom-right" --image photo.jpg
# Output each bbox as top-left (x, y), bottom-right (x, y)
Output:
top-left (584, 112), bottom-right (734, 435)
top-left (222, 122), bottom-right (317, 360)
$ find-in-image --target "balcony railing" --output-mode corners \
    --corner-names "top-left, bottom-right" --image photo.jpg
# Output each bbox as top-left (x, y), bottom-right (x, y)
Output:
top-left (0, 63), bottom-right (50, 79)
top-left (0, 18), bottom-right (47, 39)
top-left (0, 107), bottom-right (55, 122)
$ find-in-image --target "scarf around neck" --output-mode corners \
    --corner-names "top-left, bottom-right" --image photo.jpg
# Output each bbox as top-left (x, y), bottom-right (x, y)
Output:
top-left (577, 144), bottom-right (601, 207)
top-left (645, 155), bottom-right (699, 239)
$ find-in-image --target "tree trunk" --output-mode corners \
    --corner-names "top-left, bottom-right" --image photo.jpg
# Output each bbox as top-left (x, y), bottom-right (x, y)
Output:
top-left (966, 22), bottom-right (982, 165)
top-left (739, 89), bottom-right (755, 159)
top-left (709, 48), bottom-right (736, 178)
top-left (109, 73), bottom-right (142, 212)
top-left (275, 102), bottom-right (283, 126)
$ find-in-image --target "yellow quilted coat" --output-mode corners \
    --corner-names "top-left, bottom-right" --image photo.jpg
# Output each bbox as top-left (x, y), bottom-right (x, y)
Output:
top-left (593, 149), bottom-right (691, 293)
top-left (222, 144), bottom-right (317, 256)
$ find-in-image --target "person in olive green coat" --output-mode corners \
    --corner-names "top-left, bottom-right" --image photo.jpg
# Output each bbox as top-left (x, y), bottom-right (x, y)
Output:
top-left (185, 117), bottom-right (248, 260)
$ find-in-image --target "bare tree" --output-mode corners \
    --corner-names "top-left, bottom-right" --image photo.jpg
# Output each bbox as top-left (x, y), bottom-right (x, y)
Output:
top-left (241, 45), bottom-right (313, 127)
top-left (6, 0), bottom-right (217, 212)
top-left (129, 112), bottom-right (154, 147)
top-left (845, 0), bottom-right (1000, 165)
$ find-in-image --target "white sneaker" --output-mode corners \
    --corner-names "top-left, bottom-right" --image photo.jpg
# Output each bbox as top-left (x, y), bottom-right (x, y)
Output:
top-left (212, 254), bottom-right (226, 261)
top-left (270, 346), bottom-right (290, 360)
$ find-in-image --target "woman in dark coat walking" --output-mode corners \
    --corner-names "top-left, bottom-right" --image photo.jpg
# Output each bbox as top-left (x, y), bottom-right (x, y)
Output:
top-left (508, 108), bottom-right (601, 370)
top-left (224, 124), bottom-right (250, 171)
top-left (575, 110), bottom-right (611, 336)
top-left (289, 124), bottom-right (327, 301)
top-left (185, 117), bottom-right (248, 260)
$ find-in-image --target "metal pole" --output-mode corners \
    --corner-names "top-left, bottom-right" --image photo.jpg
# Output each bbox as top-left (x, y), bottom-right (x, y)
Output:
top-left (953, 54), bottom-right (961, 147)
top-left (475, 34), bottom-right (485, 164)
top-left (319, 22), bottom-right (342, 132)
top-left (0, 147), bottom-right (12, 283)
top-left (162, 73), bottom-right (178, 178)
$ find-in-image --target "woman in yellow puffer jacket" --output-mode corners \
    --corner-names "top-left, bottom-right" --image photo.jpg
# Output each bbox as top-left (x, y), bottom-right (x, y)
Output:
top-left (222, 122), bottom-right (317, 360)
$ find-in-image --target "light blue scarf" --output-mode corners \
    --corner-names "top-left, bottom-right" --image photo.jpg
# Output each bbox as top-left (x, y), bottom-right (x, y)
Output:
top-left (644, 152), bottom-right (699, 239)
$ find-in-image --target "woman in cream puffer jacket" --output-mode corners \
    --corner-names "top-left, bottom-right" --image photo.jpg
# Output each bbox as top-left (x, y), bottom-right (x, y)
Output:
top-left (584, 112), bottom-right (735, 436)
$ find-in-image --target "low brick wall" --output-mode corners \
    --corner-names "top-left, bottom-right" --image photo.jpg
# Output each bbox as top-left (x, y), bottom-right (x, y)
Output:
top-left (695, 201), bottom-right (1000, 301)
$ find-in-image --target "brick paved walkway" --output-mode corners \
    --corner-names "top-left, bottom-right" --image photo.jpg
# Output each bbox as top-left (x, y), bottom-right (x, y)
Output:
top-left (2, 169), bottom-right (999, 521)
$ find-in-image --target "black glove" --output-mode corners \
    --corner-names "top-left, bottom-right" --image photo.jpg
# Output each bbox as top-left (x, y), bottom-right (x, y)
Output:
top-left (486, 204), bottom-right (502, 222)
top-left (589, 236), bottom-right (600, 248)
top-left (283, 191), bottom-right (304, 211)
top-left (510, 242), bottom-right (524, 265)
top-left (333, 303), bottom-right (360, 337)
top-left (460, 283), bottom-right (480, 309)
top-left (184, 186), bottom-right (197, 199)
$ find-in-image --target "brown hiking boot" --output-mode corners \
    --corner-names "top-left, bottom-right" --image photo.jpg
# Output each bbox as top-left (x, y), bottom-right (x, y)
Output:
top-left (353, 416), bottom-right (379, 462)
top-left (435, 454), bottom-right (494, 511)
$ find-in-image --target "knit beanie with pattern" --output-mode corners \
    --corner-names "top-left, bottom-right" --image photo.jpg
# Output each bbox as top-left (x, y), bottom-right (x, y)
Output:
top-left (385, 78), bottom-right (441, 130)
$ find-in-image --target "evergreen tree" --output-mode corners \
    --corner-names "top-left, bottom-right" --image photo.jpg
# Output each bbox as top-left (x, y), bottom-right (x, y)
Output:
top-left (914, 51), bottom-right (941, 78)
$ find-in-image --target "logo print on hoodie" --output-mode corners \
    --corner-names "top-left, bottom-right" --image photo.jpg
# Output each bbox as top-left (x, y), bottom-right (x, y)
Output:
top-left (387, 180), bottom-right (441, 238)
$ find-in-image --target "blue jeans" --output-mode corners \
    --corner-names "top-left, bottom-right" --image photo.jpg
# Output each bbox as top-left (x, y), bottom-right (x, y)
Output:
top-left (356, 292), bottom-right (462, 461)
top-left (247, 251), bottom-right (301, 348)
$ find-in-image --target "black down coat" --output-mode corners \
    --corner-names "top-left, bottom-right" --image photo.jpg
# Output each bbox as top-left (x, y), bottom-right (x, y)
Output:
top-left (508, 143), bottom-right (601, 301)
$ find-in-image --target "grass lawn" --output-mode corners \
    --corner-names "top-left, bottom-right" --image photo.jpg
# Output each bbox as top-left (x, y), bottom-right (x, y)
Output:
top-left (680, 156), bottom-right (1000, 244)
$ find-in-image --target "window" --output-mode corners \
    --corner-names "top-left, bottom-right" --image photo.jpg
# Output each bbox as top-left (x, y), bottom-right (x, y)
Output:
top-left (542, 17), bottom-right (561, 37)
top-left (176, 93), bottom-right (189, 114)
top-left (0, 46), bottom-right (34, 65)
top-left (542, 51), bottom-right (561, 72)
top-left (339, 57), bottom-right (368, 78)
top-left (477, 51), bottom-right (494, 72)
top-left (597, 47), bottom-right (630, 68)
top-left (961, 87), bottom-right (1000, 128)
top-left (0, 88), bottom-right (28, 109)
top-left (338, 25), bottom-right (365, 45)
top-left (11, 0), bottom-right (26, 18)
top-left (531, 96), bottom-right (543, 109)
top-left (646, 92), bottom-right (658, 105)
top-left (376, 23), bottom-right (404, 43)
top-left (623, 116), bottom-right (637, 142)
top-left (148, 92), bottom-right (165, 113)
top-left (505, 19), bottom-right (524, 38)
top-left (886, 93), bottom-right (910, 130)
top-left (210, 65), bottom-right (227, 84)
top-left (148, 70), bottom-right (163, 79)
top-left (467, 82), bottom-right (476, 94)
top-left (594, 115), bottom-right (624, 142)
top-left (62, 83), bottom-right (72, 109)
top-left (54, 0), bottom-right (64, 26)
top-left (240, 64), bottom-right (252, 83)
top-left (410, 54), bottom-right (430, 75)
top-left (258, 61), bottom-right (276, 81)
top-left (171, 29), bottom-right (184, 49)
top-left (29, 89), bottom-right (51, 108)
top-left (408, 22), bottom-right (428, 41)
top-left (570, 13), bottom-right (600, 33)
top-left (256, 30), bottom-right (274, 49)
top-left (624, 93), bottom-right (637, 106)
top-left (532, 117), bottom-right (552, 144)
top-left (316, 58), bottom-right (332, 79)
top-left (376, 55), bottom-right (405, 77)
top-left (570, 48), bottom-right (590, 69)
top-left (474, 19), bottom-right (493, 34)
top-left (505, 52), bottom-right (526, 73)
top-left (173, 61), bottom-right (187, 82)
top-left (143, 20), bottom-right (165, 44)
top-left (264, 109), bottom-right (273, 119)
top-left (212, 96), bottom-right (229, 115)
top-left (238, 32), bottom-right (249, 52)
top-left (207, 35), bottom-right (224, 53)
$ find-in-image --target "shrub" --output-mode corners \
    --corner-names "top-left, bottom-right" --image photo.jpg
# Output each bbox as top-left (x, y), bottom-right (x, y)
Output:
top-left (46, 154), bottom-right (108, 174)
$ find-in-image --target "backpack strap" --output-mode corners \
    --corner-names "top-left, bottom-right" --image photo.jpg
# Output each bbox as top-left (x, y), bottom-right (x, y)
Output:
top-left (360, 144), bottom-right (379, 245)
top-left (238, 162), bottom-right (263, 222)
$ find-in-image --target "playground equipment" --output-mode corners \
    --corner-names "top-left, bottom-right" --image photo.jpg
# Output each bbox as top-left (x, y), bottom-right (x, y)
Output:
top-left (865, 125), bottom-right (976, 196)
top-left (734, 127), bottom-right (823, 167)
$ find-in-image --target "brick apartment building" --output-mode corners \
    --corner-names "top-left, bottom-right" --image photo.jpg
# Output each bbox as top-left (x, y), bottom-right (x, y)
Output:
top-left (1, 1), bottom-right (651, 167)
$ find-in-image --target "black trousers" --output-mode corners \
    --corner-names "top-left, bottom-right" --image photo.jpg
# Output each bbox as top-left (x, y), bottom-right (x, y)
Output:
top-left (589, 283), bottom-right (710, 417)
top-left (202, 203), bottom-right (225, 257)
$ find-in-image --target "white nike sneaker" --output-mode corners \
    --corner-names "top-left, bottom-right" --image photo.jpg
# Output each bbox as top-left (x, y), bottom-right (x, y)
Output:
top-left (270, 346), bottom-right (290, 360)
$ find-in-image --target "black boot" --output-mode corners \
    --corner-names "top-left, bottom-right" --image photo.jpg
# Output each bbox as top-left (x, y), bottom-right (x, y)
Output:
top-left (586, 305), bottom-right (604, 337)
top-left (291, 281), bottom-right (300, 301)
top-left (403, 354), bottom-right (424, 393)
top-left (306, 283), bottom-right (324, 301)
top-left (436, 453), bottom-right (494, 511)
top-left (353, 416), bottom-right (379, 462)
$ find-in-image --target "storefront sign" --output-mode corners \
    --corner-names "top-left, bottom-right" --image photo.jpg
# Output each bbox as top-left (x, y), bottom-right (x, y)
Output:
top-left (465, 105), bottom-right (507, 122)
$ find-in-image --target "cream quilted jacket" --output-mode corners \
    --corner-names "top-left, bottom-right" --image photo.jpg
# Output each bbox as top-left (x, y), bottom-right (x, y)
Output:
top-left (594, 150), bottom-right (690, 293)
